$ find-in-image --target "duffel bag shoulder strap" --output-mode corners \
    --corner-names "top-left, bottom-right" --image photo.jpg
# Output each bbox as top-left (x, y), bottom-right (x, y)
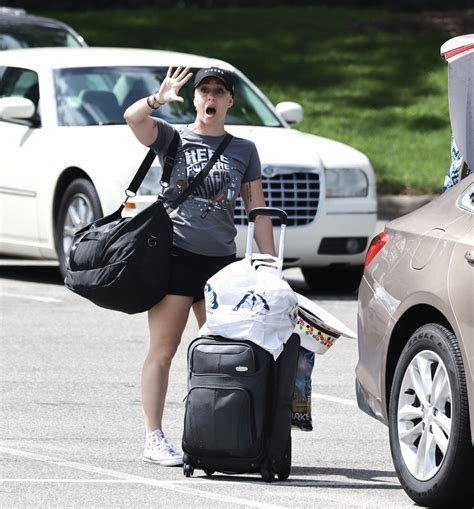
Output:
top-left (170, 133), bottom-right (233, 209)
top-left (120, 131), bottom-right (180, 211)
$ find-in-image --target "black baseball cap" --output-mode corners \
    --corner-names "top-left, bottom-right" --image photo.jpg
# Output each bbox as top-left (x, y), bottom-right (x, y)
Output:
top-left (193, 67), bottom-right (235, 96)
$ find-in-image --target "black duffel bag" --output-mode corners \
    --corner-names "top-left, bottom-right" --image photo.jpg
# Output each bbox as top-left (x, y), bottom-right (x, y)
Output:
top-left (64, 198), bottom-right (173, 314)
top-left (64, 132), bottom-right (232, 314)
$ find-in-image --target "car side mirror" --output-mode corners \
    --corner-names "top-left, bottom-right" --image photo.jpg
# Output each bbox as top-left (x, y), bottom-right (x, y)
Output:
top-left (0, 97), bottom-right (36, 122)
top-left (275, 101), bottom-right (304, 124)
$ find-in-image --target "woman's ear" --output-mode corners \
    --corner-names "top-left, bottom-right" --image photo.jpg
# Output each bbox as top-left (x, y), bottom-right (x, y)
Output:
top-left (227, 96), bottom-right (234, 109)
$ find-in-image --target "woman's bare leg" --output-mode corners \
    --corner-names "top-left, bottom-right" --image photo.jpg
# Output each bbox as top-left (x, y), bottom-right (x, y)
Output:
top-left (192, 298), bottom-right (206, 329)
top-left (142, 294), bottom-right (193, 433)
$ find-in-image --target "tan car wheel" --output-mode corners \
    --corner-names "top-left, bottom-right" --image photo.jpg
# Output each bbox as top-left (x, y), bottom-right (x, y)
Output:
top-left (389, 323), bottom-right (474, 507)
top-left (397, 348), bottom-right (451, 481)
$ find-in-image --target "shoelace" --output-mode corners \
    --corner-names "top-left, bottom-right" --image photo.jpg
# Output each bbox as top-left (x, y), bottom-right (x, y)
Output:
top-left (149, 433), bottom-right (179, 456)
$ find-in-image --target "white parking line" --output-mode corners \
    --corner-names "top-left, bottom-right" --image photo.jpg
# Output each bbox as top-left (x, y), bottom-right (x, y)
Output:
top-left (0, 260), bottom-right (59, 267)
top-left (0, 447), bottom-right (286, 509)
top-left (1, 292), bottom-right (60, 303)
top-left (1, 479), bottom-right (142, 483)
top-left (313, 393), bottom-right (358, 407)
top-left (0, 479), bottom-right (251, 485)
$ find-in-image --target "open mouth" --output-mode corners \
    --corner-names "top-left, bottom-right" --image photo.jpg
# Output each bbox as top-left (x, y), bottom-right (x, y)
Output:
top-left (205, 106), bottom-right (217, 116)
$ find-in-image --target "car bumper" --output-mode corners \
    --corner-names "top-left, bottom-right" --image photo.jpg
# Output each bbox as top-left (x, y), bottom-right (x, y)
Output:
top-left (355, 377), bottom-right (385, 424)
top-left (236, 211), bottom-right (377, 267)
top-left (356, 274), bottom-right (394, 425)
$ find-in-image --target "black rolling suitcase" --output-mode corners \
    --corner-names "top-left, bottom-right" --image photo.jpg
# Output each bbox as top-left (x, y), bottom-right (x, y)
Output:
top-left (182, 208), bottom-right (300, 482)
top-left (182, 333), bottom-right (299, 481)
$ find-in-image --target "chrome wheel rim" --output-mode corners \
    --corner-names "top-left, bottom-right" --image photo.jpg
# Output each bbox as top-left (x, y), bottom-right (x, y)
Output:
top-left (397, 349), bottom-right (452, 481)
top-left (62, 193), bottom-right (94, 257)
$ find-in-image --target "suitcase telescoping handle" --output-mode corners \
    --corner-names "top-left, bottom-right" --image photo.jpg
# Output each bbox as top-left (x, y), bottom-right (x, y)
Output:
top-left (248, 207), bottom-right (288, 225)
top-left (245, 207), bottom-right (288, 274)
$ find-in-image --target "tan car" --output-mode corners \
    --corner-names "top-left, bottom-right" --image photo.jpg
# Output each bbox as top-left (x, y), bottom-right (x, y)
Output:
top-left (356, 35), bottom-right (474, 507)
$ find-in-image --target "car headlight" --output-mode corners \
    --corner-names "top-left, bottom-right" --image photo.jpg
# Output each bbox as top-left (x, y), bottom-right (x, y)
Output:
top-left (325, 168), bottom-right (368, 197)
top-left (137, 165), bottom-right (162, 196)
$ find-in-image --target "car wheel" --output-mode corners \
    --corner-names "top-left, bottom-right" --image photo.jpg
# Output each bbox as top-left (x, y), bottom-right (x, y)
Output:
top-left (302, 266), bottom-right (362, 293)
top-left (56, 178), bottom-right (102, 279)
top-left (389, 323), bottom-right (474, 507)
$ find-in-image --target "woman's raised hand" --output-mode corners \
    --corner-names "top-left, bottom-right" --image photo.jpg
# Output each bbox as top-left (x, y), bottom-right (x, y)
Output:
top-left (156, 66), bottom-right (193, 104)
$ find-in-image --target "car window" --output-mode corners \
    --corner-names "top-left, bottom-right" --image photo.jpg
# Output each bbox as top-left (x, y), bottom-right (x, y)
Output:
top-left (54, 66), bottom-right (282, 128)
top-left (0, 23), bottom-right (83, 50)
top-left (0, 66), bottom-right (39, 108)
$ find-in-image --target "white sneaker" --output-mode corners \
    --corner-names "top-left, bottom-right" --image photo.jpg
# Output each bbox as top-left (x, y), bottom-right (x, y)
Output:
top-left (143, 429), bottom-right (183, 466)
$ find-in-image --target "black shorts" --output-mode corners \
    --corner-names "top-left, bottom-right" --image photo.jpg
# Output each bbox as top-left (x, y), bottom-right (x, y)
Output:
top-left (168, 246), bottom-right (236, 302)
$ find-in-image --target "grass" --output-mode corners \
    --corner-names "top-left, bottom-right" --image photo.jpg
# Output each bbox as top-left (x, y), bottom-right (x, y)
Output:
top-left (42, 7), bottom-right (459, 194)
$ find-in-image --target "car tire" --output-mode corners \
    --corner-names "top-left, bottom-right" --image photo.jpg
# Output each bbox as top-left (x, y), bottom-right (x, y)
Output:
top-left (55, 178), bottom-right (102, 279)
top-left (302, 265), bottom-right (363, 293)
top-left (388, 323), bottom-right (474, 507)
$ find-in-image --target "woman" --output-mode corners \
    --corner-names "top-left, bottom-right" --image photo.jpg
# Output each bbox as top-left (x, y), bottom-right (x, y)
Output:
top-left (124, 65), bottom-right (276, 466)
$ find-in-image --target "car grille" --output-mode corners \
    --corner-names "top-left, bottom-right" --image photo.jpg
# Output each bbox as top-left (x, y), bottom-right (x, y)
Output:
top-left (234, 171), bottom-right (320, 226)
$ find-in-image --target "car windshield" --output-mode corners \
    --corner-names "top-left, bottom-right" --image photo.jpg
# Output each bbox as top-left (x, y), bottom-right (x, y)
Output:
top-left (0, 23), bottom-right (82, 50)
top-left (54, 66), bottom-right (282, 127)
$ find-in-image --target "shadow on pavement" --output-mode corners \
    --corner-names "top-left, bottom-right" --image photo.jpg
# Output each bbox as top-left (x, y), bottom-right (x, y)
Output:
top-left (0, 261), bottom-right (359, 299)
top-left (284, 273), bottom-right (358, 301)
top-left (290, 464), bottom-right (399, 481)
top-left (192, 466), bottom-right (401, 490)
top-left (0, 265), bottom-right (63, 286)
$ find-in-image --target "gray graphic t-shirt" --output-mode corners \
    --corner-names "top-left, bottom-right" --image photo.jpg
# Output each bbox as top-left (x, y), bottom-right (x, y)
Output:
top-left (149, 119), bottom-right (261, 256)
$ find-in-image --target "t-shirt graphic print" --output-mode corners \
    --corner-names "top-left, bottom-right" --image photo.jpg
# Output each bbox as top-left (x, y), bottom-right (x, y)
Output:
top-left (180, 149), bottom-right (237, 214)
top-left (149, 120), bottom-right (261, 256)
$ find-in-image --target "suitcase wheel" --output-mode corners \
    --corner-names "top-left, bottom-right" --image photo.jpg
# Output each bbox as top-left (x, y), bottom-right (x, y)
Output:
top-left (260, 460), bottom-right (274, 483)
top-left (183, 463), bottom-right (194, 477)
top-left (204, 468), bottom-right (214, 477)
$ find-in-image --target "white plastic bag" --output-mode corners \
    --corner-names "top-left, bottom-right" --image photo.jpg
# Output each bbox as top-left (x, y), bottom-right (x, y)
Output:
top-left (200, 258), bottom-right (298, 359)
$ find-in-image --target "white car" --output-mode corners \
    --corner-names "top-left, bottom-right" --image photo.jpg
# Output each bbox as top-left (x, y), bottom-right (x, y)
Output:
top-left (0, 47), bottom-right (377, 289)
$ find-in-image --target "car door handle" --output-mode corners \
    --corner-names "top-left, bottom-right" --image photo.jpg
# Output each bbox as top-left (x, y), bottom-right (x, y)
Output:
top-left (465, 250), bottom-right (474, 264)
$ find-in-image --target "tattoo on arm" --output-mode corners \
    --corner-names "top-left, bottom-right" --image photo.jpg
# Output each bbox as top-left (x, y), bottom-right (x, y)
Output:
top-left (245, 182), bottom-right (252, 202)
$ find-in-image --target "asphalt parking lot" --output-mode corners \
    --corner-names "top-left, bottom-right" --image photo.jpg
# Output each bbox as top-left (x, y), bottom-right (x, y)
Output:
top-left (0, 261), bottom-right (416, 508)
